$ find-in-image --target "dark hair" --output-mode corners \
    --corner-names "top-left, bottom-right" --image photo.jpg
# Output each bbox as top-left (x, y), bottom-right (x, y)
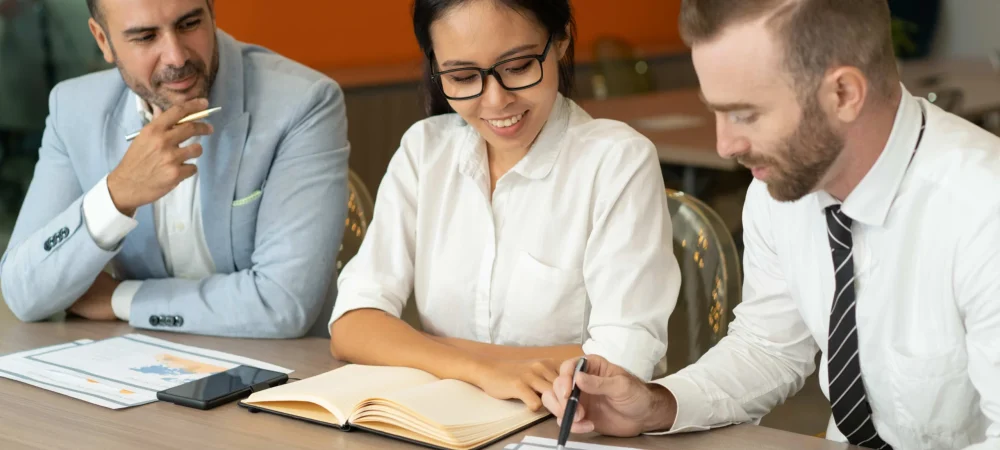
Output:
top-left (86, 0), bottom-right (102, 23)
top-left (413, 0), bottom-right (576, 117)
top-left (679, 0), bottom-right (897, 102)
top-left (87, 0), bottom-right (214, 28)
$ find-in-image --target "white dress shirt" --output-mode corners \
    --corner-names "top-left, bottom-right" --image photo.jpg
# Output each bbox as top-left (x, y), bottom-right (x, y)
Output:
top-left (329, 95), bottom-right (681, 380)
top-left (82, 93), bottom-right (215, 320)
top-left (653, 90), bottom-right (1000, 449)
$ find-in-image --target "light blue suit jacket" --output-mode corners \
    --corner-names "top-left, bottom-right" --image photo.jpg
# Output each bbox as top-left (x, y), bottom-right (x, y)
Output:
top-left (0, 31), bottom-right (349, 338)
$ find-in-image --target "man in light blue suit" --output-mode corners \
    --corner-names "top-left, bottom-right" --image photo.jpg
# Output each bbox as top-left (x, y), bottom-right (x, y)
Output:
top-left (0, 0), bottom-right (349, 338)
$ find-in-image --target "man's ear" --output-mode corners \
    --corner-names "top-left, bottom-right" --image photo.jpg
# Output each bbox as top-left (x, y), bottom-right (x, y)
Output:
top-left (819, 66), bottom-right (868, 124)
top-left (89, 18), bottom-right (115, 64)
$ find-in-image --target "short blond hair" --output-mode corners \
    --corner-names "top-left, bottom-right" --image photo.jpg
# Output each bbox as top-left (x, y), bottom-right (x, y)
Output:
top-left (679, 0), bottom-right (898, 100)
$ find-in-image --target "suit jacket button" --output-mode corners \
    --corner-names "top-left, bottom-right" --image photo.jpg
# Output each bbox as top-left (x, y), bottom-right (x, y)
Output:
top-left (60, 228), bottom-right (69, 238)
top-left (43, 241), bottom-right (52, 252)
top-left (174, 316), bottom-right (184, 327)
top-left (149, 316), bottom-right (161, 326)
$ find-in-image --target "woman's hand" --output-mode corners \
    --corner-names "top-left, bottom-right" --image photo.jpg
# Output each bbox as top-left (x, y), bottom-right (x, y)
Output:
top-left (471, 359), bottom-right (561, 411)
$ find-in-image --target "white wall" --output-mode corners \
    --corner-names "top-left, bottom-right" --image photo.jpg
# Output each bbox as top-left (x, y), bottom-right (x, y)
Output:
top-left (932, 0), bottom-right (1000, 59)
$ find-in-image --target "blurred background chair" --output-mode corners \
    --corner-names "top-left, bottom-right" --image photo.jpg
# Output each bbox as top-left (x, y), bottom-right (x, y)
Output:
top-left (336, 169), bottom-right (374, 272)
top-left (309, 169), bottom-right (374, 337)
top-left (590, 36), bottom-right (654, 99)
top-left (663, 189), bottom-right (742, 374)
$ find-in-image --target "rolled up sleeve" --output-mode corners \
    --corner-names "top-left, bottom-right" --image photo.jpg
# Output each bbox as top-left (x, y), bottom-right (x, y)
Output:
top-left (580, 138), bottom-right (680, 381)
top-left (329, 135), bottom-right (420, 331)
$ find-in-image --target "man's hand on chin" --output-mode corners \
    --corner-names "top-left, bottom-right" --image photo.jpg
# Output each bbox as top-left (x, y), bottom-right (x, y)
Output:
top-left (68, 272), bottom-right (121, 321)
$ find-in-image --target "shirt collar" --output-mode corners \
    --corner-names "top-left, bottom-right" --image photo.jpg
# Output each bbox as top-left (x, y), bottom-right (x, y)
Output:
top-left (135, 92), bottom-right (154, 124)
top-left (816, 86), bottom-right (925, 227)
top-left (459, 93), bottom-right (573, 181)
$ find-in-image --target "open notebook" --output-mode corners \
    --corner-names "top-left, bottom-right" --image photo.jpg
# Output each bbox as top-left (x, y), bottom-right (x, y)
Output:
top-left (239, 365), bottom-right (549, 450)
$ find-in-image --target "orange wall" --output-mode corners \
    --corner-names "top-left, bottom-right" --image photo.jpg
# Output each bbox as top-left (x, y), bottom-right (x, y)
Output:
top-left (215, 0), bottom-right (682, 70)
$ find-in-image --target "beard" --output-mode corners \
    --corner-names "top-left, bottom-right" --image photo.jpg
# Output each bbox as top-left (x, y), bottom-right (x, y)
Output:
top-left (738, 95), bottom-right (845, 202)
top-left (114, 42), bottom-right (220, 112)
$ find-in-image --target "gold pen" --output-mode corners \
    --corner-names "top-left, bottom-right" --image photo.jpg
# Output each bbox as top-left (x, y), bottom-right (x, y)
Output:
top-left (125, 107), bottom-right (222, 141)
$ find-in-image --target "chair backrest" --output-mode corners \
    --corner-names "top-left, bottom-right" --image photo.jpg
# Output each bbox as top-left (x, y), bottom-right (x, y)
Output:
top-left (663, 189), bottom-right (742, 373)
top-left (310, 170), bottom-right (376, 337)
top-left (591, 37), bottom-right (654, 99)
top-left (337, 170), bottom-right (374, 271)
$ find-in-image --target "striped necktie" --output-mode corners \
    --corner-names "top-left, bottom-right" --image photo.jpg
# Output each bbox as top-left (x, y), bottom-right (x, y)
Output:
top-left (825, 205), bottom-right (891, 449)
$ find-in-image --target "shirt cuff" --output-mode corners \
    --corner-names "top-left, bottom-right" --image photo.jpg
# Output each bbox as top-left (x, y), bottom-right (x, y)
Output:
top-left (328, 290), bottom-right (406, 332)
top-left (581, 326), bottom-right (667, 382)
top-left (644, 375), bottom-right (714, 435)
top-left (111, 281), bottom-right (142, 321)
top-left (83, 176), bottom-right (138, 251)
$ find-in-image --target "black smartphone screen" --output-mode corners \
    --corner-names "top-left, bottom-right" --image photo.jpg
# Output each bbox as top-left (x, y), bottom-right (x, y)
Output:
top-left (163, 365), bottom-right (285, 401)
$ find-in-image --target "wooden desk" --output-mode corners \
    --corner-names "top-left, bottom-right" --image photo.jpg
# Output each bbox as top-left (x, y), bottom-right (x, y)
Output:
top-left (0, 305), bottom-right (849, 450)
top-left (578, 90), bottom-right (738, 195)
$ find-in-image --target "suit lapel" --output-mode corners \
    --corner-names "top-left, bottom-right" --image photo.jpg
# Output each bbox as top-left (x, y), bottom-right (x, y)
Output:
top-left (199, 113), bottom-right (249, 273)
top-left (199, 30), bottom-right (249, 273)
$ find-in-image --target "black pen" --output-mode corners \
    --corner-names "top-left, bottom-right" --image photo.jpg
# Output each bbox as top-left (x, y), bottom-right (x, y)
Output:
top-left (556, 357), bottom-right (588, 450)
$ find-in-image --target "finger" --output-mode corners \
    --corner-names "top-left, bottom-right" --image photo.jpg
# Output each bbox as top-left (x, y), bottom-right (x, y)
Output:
top-left (559, 358), bottom-right (579, 378)
top-left (517, 384), bottom-right (542, 411)
top-left (541, 390), bottom-right (564, 418)
top-left (533, 361), bottom-right (559, 383)
top-left (527, 374), bottom-right (553, 395)
top-left (575, 372), bottom-right (630, 397)
top-left (152, 98), bottom-right (210, 131)
top-left (574, 401), bottom-right (586, 422)
top-left (164, 121), bottom-right (214, 145)
top-left (581, 355), bottom-right (612, 376)
top-left (175, 143), bottom-right (204, 163)
top-left (176, 163), bottom-right (198, 182)
top-left (571, 419), bottom-right (596, 434)
top-left (553, 374), bottom-right (572, 401)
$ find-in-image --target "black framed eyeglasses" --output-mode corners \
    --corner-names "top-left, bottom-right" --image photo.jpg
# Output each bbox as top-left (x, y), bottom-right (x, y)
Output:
top-left (431, 34), bottom-right (553, 101)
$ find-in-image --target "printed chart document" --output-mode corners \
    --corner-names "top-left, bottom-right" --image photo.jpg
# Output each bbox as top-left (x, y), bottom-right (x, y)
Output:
top-left (504, 436), bottom-right (644, 450)
top-left (0, 334), bottom-right (291, 409)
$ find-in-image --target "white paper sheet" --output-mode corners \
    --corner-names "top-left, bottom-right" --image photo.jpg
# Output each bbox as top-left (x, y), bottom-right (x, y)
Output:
top-left (505, 436), bottom-right (644, 450)
top-left (0, 334), bottom-right (291, 409)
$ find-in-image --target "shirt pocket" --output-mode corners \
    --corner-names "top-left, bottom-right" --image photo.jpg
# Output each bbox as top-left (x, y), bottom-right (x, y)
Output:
top-left (231, 188), bottom-right (264, 271)
top-left (885, 346), bottom-right (977, 446)
top-left (500, 251), bottom-right (587, 347)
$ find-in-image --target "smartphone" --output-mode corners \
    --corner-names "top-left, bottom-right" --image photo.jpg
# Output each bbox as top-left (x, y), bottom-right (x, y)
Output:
top-left (156, 365), bottom-right (288, 410)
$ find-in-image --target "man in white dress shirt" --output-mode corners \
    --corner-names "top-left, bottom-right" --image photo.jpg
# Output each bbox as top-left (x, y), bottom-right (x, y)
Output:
top-left (0, 0), bottom-right (350, 338)
top-left (542, 1), bottom-right (1000, 449)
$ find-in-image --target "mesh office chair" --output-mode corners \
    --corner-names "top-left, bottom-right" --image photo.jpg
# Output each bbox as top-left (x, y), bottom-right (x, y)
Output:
top-left (664, 189), bottom-right (743, 374)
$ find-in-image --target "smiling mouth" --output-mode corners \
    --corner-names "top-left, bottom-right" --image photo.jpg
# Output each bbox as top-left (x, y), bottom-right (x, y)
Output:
top-left (484, 112), bottom-right (525, 128)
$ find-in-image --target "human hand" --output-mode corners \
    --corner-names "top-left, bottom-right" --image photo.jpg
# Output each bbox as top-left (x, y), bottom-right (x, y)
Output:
top-left (107, 98), bottom-right (214, 216)
top-left (541, 355), bottom-right (677, 437)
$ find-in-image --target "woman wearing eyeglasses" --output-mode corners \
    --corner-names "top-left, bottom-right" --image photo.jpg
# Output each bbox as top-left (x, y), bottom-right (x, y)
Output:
top-left (328, 0), bottom-right (680, 411)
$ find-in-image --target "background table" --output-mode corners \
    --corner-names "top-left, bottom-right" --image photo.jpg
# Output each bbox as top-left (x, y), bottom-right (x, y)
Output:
top-left (578, 89), bottom-right (739, 196)
top-left (0, 303), bottom-right (853, 450)
top-left (900, 57), bottom-right (1000, 121)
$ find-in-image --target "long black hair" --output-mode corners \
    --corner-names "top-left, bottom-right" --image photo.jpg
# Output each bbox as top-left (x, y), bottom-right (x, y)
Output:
top-left (412, 0), bottom-right (576, 117)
